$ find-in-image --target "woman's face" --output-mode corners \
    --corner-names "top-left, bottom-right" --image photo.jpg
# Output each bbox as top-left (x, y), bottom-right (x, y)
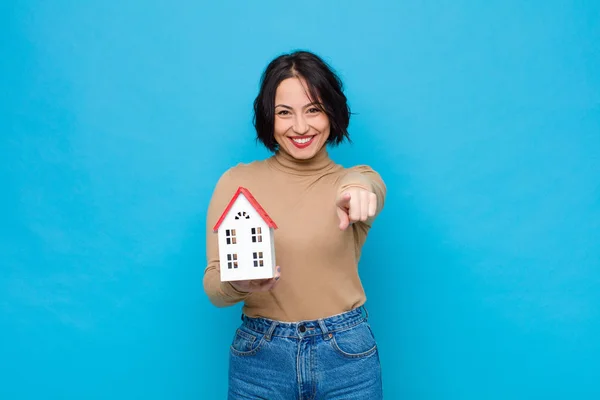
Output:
top-left (273, 77), bottom-right (330, 160)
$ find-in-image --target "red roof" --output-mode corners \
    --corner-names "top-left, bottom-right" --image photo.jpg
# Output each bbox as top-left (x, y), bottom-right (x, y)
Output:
top-left (213, 186), bottom-right (278, 232)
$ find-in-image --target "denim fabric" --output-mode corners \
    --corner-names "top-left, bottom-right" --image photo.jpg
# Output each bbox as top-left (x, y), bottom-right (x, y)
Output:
top-left (228, 306), bottom-right (383, 399)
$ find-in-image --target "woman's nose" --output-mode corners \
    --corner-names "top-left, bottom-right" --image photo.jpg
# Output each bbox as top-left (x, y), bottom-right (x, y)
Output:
top-left (292, 116), bottom-right (309, 134)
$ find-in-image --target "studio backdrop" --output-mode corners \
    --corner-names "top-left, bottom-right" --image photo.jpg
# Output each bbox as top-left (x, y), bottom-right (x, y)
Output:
top-left (1, 1), bottom-right (599, 399)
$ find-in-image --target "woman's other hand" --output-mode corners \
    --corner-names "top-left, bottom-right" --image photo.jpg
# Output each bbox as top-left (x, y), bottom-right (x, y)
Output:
top-left (336, 188), bottom-right (378, 230)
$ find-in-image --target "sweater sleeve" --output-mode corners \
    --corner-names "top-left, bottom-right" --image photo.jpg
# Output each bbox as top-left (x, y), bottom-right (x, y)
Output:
top-left (337, 165), bottom-right (387, 227)
top-left (203, 168), bottom-right (251, 307)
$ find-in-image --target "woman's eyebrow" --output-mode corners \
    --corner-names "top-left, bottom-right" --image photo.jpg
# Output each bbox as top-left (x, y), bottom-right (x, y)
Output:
top-left (303, 102), bottom-right (322, 108)
top-left (274, 102), bottom-right (322, 109)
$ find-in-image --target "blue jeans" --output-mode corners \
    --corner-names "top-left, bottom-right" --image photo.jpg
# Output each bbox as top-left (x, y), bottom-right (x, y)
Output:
top-left (228, 306), bottom-right (383, 399)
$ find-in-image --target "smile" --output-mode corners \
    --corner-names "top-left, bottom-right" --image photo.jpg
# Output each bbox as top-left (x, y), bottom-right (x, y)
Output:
top-left (289, 135), bottom-right (315, 149)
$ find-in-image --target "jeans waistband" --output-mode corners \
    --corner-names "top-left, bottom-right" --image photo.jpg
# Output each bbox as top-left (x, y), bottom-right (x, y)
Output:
top-left (241, 306), bottom-right (369, 339)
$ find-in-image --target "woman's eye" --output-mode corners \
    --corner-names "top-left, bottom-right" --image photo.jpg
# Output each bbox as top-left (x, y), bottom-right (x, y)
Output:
top-left (277, 110), bottom-right (290, 115)
top-left (308, 107), bottom-right (320, 114)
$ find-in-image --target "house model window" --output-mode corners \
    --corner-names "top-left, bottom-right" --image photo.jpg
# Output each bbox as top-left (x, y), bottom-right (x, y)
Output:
top-left (253, 252), bottom-right (264, 267)
top-left (213, 186), bottom-right (277, 282)
top-left (227, 253), bottom-right (238, 269)
top-left (251, 227), bottom-right (262, 243)
top-left (226, 229), bottom-right (237, 244)
top-left (235, 211), bottom-right (250, 220)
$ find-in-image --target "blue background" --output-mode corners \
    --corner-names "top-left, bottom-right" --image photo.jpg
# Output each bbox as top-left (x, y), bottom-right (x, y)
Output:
top-left (2, 0), bottom-right (599, 398)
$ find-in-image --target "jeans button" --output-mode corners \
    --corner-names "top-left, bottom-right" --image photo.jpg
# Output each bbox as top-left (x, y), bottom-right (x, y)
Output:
top-left (299, 325), bottom-right (306, 333)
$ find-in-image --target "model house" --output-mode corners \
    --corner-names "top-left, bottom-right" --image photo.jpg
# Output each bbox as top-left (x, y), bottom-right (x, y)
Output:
top-left (213, 186), bottom-right (277, 282)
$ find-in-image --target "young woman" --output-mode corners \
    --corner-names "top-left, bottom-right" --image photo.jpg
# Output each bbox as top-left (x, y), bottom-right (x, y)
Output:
top-left (203, 50), bottom-right (386, 399)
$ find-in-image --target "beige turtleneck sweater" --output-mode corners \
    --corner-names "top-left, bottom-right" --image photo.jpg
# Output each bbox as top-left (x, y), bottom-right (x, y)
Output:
top-left (203, 147), bottom-right (386, 322)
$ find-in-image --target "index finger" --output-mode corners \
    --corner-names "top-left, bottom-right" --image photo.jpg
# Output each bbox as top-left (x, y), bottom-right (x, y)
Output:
top-left (336, 192), bottom-right (351, 208)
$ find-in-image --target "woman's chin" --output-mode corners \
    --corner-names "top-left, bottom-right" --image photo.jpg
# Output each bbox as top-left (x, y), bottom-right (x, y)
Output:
top-left (282, 138), bottom-right (325, 160)
top-left (286, 146), bottom-right (320, 160)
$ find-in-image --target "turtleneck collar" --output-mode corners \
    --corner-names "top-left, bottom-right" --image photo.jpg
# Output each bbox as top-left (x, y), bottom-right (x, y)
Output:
top-left (267, 145), bottom-right (338, 176)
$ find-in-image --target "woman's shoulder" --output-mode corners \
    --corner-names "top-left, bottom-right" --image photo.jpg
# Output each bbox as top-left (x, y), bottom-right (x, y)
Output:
top-left (214, 158), bottom-right (271, 185)
top-left (339, 163), bottom-right (380, 174)
top-left (227, 158), bottom-right (270, 176)
top-left (331, 163), bottom-right (383, 182)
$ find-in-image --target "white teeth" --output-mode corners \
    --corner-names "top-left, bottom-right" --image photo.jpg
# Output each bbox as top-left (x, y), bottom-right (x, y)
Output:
top-left (292, 137), bottom-right (311, 144)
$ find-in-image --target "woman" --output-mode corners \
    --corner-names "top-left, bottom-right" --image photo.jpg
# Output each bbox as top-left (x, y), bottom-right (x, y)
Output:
top-left (203, 50), bottom-right (386, 399)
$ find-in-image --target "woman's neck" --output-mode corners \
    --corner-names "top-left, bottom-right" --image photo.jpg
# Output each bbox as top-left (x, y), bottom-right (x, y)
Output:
top-left (268, 145), bottom-right (336, 176)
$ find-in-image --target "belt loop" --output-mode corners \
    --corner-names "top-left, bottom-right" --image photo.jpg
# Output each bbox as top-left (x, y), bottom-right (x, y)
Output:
top-left (265, 320), bottom-right (278, 341)
top-left (318, 319), bottom-right (332, 341)
top-left (362, 306), bottom-right (369, 320)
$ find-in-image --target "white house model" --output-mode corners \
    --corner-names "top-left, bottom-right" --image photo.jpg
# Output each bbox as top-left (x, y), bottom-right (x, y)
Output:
top-left (213, 186), bottom-right (277, 282)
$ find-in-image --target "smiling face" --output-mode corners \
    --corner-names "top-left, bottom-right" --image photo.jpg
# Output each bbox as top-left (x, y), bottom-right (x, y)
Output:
top-left (273, 77), bottom-right (330, 160)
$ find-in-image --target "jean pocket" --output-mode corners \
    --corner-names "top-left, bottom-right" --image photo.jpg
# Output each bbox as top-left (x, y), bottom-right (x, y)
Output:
top-left (329, 322), bottom-right (378, 359)
top-left (230, 327), bottom-right (265, 357)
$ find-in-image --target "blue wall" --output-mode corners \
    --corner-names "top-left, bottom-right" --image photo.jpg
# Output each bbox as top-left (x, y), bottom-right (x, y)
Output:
top-left (2, 1), bottom-right (599, 398)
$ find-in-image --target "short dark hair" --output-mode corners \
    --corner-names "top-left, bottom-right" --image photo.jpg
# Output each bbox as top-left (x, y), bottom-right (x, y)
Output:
top-left (253, 50), bottom-right (351, 152)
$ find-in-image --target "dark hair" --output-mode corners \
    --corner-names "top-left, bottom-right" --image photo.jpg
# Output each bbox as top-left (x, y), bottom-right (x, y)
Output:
top-left (253, 50), bottom-right (351, 151)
